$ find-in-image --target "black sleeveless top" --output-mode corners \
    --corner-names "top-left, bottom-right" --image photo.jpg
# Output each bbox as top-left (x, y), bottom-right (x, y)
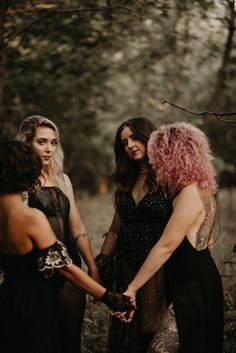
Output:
top-left (28, 187), bottom-right (81, 266)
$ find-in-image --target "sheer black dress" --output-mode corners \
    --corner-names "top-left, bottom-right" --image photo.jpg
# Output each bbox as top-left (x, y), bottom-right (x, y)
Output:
top-left (28, 187), bottom-right (86, 353)
top-left (0, 240), bottom-right (72, 353)
top-left (107, 188), bottom-right (172, 353)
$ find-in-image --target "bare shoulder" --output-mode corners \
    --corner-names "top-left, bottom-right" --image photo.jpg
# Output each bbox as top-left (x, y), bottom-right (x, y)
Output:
top-left (23, 207), bottom-right (49, 229)
top-left (179, 183), bottom-right (201, 198)
top-left (174, 184), bottom-right (203, 209)
top-left (63, 173), bottom-right (76, 200)
top-left (63, 173), bottom-right (71, 186)
top-left (24, 207), bottom-right (56, 247)
top-left (63, 173), bottom-right (73, 192)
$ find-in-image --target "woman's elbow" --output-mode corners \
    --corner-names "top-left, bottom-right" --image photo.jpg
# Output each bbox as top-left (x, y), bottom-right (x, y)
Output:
top-left (162, 243), bottom-right (176, 258)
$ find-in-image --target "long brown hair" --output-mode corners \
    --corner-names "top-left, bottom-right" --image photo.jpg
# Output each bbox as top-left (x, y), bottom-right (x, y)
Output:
top-left (113, 117), bottom-right (157, 206)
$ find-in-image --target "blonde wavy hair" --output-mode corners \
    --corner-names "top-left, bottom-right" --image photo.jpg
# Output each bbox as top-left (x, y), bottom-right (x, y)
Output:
top-left (16, 115), bottom-right (67, 194)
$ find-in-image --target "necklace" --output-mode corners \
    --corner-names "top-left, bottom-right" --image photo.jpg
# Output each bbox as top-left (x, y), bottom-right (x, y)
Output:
top-left (138, 171), bottom-right (148, 175)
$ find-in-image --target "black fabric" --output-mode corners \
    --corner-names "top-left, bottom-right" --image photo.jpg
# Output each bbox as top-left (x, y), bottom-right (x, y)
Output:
top-left (166, 237), bottom-right (224, 353)
top-left (28, 187), bottom-right (86, 353)
top-left (107, 187), bottom-right (172, 353)
top-left (95, 253), bottom-right (116, 291)
top-left (0, 247), bottom-right (63, 353)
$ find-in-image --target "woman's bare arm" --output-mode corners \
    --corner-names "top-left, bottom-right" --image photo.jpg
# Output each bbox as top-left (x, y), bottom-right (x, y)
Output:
top-left (124, 184), bottom-right (203, 297)
top-left (64, 174), bottom-right (99, 281)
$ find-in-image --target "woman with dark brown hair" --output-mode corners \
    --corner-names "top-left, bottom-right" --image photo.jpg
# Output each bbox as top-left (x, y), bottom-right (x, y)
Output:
top-left (123, 122), bottom-right (224, 353)
top-left (96, 117), bottom-right (172, 353)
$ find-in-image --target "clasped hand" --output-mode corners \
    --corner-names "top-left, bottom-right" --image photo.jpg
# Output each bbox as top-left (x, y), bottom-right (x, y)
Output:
top-left (111, 287), bottom-right (137, 323)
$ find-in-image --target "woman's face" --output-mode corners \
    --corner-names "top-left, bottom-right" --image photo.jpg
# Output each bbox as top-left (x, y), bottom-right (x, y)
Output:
top-left (31, 126), bottom-right (58, 167)
top-left (120, 126), bottom-right (146, 162)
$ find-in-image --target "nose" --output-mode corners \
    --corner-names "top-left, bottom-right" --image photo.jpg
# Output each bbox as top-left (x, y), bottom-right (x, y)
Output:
top-left (45, 143), bottom-right (52, 152)
top-left (127, 139), bottom-right (135, 150)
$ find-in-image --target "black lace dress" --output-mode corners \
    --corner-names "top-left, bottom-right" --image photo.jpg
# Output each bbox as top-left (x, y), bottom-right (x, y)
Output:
top-left (107, 188), bottom-right (172, 353)
top-left (28, 187), bottom-right (86, 353)
top-left (0, 240), bottom-right (72, 353)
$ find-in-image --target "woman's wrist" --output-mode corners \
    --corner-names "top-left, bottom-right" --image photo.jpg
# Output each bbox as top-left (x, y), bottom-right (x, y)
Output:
top-left (88, 265), bottom-right (99, 273)
top-left (127, 283), bottom-right (137, 295)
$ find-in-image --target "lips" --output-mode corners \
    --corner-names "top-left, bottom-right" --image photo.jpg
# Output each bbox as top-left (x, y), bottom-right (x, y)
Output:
top-left (131, 150), bottom-right (139, 155)
top-left (42, 156), bottom-right (51, 160)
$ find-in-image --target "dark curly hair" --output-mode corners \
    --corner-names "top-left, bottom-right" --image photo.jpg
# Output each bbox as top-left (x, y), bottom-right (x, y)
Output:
top-left (0, 141), bottom-right (42, 194)
top-left (113, 117), bottom-right (157, 206)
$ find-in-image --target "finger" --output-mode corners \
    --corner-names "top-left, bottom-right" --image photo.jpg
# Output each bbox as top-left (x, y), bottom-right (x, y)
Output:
top-left (126, 309), bottom-right (135, 322)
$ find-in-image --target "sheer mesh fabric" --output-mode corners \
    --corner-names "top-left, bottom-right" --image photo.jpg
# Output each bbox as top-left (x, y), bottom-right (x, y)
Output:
top-left (28, 187), bottom-right (86, 353)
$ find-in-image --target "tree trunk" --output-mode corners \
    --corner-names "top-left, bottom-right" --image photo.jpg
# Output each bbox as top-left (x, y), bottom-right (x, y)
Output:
top-left (0, 1), bottom-right (7, 138)
top-left (207, 0), bottom-right (235, 112)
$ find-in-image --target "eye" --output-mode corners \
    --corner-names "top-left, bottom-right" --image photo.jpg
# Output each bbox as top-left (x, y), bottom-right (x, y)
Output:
top-left (37, 139), bottom-right (45, 145)
top-left (51, 140), bottom-right (58, 146)
top-left (131, 133), bottom-right (138, 141)
top-left (122, 140), bottom-right (128, 147)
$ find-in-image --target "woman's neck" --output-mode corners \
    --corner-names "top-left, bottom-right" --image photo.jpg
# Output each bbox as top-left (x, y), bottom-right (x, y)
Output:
top-left (0, 193), bottom-right (23, 209)
top-left (138, 162), bottom-right (149, 175)
top-left (40, 169), bottom-right (54, 187)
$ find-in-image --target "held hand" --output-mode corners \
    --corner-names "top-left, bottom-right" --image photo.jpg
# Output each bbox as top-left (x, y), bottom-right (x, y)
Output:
top-left (121, 286), bottom-right (137, 322)
top-left (99, 290), bottom-right (136, 313)
top-left (110, 287), bottom-right (137, 323)
top-left (123, 286), bottom-right (137, 302)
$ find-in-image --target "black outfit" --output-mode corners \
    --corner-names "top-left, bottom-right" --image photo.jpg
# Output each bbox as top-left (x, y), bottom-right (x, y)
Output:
top-left (28, 187), bottom-right (86, 353)
top-left (166, 237), bottom-right (224, 353)
top-left (107, 188), bottom-right (172, 353)
top-left (0, 241), bottom-right (72, 353)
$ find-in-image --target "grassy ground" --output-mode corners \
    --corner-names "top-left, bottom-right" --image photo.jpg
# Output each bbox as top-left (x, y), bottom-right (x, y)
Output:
top-left (77, 189), bottom-right (236, 353)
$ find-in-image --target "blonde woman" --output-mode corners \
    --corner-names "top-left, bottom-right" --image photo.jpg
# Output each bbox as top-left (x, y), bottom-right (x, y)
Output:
top-left (16, 115), bottom-right (99, 353)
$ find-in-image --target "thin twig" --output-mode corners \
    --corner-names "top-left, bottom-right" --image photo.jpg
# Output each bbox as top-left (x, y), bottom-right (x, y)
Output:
top-left (5, 1), bottom-right (131, 44)
top-left (162, 100), bottom-right (236, 125)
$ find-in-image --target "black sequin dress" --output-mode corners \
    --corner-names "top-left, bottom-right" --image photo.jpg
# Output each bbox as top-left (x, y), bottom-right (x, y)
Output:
top-left (0, 241), bottom-right (72, 353)
top-left (107, 188), bottom-right (172, 353)
top-left (28, 187), bottom-right (86, 353)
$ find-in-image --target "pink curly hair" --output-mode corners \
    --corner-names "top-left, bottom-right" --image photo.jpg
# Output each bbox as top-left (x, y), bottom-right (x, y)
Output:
top-left (147, 122), bottom-right (218, 194)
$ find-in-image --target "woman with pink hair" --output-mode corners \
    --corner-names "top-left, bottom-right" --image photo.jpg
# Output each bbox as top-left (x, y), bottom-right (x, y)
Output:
top-left (123, 122), bottom-right (224, 353)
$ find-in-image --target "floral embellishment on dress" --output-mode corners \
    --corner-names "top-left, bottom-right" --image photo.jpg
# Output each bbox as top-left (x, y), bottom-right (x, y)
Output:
top-left (36, 240), bottom-right (72, 279)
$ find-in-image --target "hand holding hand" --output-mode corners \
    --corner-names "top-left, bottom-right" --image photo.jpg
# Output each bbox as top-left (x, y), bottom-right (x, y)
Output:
top-left (111, 286), bottom-right (137, 323)
top-left (99, 290), bottom-right (136, 313)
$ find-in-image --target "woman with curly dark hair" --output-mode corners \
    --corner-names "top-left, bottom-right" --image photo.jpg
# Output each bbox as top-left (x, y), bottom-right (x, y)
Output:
top-left (123, 122), bottom-right (224, 353)
top-left (0, 141), bottom-right (134, 353)
top-left (96, 117), bottom-right (173, 353)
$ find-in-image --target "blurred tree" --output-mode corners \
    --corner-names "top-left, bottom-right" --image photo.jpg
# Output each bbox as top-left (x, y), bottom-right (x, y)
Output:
top-left (1, 0), bottom-right (235, 191)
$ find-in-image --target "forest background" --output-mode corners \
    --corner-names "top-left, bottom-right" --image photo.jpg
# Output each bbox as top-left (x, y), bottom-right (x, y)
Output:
top-left (0, 1), bottom-right (236, 352)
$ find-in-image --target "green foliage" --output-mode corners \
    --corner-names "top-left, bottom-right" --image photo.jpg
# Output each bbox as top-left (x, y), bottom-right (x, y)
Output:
top-left (1, 0), bottom-right (236, 191)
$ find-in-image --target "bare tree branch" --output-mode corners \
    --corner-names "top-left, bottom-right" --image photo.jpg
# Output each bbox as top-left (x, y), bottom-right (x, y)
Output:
top-left (162, 100), bottom-right (236, 126)
top-left (4, 10), bottom-right (54, 43)
top-left (5, 1), bottom-right (132, 44)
